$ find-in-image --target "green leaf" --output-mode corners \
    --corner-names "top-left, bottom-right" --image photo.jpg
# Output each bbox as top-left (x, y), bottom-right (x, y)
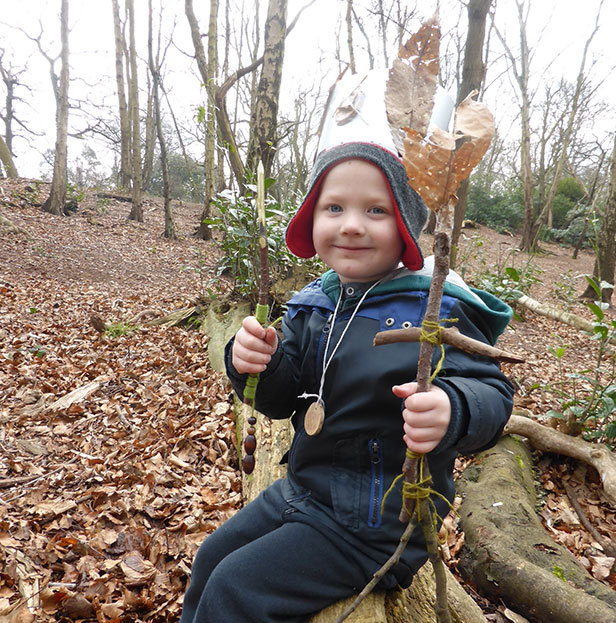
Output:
top-left (587, 301), bottom-right (605, 322)
top-left (584, 275), bottom-right (602, 297)
top-left (505, 266), bottom-right (520, 282)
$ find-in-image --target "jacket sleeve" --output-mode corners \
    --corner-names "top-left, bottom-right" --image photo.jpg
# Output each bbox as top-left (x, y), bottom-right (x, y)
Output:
top-left (224, 310), bottom-right (305, 420)
top-left (430, 298), bottom-right (515, 455)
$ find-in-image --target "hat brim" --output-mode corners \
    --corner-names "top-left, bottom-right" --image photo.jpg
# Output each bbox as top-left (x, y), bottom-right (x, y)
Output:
top-left (286, 150), bottom-right (424, 271)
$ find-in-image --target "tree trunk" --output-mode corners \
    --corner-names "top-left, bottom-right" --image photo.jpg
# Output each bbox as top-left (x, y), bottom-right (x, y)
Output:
top-left (127, 0), bottom-right (143, 222)
top-left (42, 0), bottom-right (69, 217)
top-left (0, 58), bottom-right (19, 177)
top-left (197, 0), bottom-right (218, 241)
top-left (142, 78), bottom-right (156, 191)
top-left (515, 294), bottom-right (597, 334)
top-left (580, 133), bottom-right (616, 304)
top-left (185, 0), bottom-right (249, 195)
top-left (111, 0), bottom-right (132, 190)
top-left (0, 134), bottom-right (17, 178)
top-left (147, 0), bottom-right (175, 239)
top-left (457, 436), bottom-right (616, 623)
top-left (516, 6), bottom-right (536, 252)
top-left (450, 0), bottom-right (492, 269)
top-left (346, 0), bottom-right (356, 74)
top-left (245, 0), bottom-right (288, 179)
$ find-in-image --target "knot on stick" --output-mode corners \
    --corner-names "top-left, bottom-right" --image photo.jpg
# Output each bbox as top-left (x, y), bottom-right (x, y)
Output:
top-left (420, 318), bottom-right (457, 382)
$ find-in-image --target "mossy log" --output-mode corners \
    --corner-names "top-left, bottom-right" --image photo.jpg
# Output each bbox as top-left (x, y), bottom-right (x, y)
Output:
top-left (457, 435), bottom-right (616, 623)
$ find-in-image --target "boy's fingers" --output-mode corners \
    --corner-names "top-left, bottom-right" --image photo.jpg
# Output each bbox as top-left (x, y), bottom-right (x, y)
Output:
top-left (392, 382), bottom-right (418, 398)
top-left (264, 326), bottom-right (278, 347)
top-left (242, 315), bottom-right (267, 339)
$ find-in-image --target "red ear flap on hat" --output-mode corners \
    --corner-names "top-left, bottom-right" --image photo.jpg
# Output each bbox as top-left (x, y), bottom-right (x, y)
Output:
top-left (286, 142), bottom-right (428, 271)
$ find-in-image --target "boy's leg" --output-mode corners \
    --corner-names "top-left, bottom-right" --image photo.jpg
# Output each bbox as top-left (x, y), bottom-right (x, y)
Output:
top-left (194, 519), bottom-right (370, 623)
top-left (180, 482), bottom-right (288, 622)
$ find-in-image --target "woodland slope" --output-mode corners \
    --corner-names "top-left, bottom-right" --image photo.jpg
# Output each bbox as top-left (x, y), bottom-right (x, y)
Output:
top-left (0, 180), bottom-right (614, 622)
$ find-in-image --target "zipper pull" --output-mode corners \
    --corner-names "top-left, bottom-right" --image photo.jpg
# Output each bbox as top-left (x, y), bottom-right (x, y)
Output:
top-left (370, 440), bottom-right (380, 464)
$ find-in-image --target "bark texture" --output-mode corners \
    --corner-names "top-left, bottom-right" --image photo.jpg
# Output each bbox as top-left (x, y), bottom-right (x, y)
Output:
top-left (111, 0), bottom-right (132, 190)
top-left (0, 134), bottom-right (17, 178)
top-left (127, 0), bottom-right (143, 222)
top-left (246, 0), bottom-right (288, 178)
top-left (197, 0), bottom-right (218, 240)
top-left (457, 435), bottom-right (616, 623)
top-left (185, 0), bottom-right (250, 194)
top-left (515, 294), bottom-right (599, 335)
top-left (42, 0), bottom-right (69, 216)
top-left (451, 0), bottom-right (492, 266)
top-left (147, 0), bottom-right (175, 239)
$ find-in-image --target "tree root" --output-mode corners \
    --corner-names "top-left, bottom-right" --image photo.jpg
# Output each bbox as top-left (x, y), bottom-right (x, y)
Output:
top-left (457, 436), bottom-right (616, 623)
top-left (504, 413), bottom-right (616, 504)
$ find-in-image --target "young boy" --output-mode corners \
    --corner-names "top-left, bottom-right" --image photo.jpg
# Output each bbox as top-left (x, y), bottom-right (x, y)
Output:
top-left (180, 141), bottom-right (514, 623)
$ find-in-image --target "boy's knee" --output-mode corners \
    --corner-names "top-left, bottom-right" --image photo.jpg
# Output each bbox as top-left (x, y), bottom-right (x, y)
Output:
top-left (200, 556), bottom-right (261, 620)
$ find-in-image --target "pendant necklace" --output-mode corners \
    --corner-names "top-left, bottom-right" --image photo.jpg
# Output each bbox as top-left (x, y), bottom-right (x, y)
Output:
top-left (302, 277), bottom-right (385, 436)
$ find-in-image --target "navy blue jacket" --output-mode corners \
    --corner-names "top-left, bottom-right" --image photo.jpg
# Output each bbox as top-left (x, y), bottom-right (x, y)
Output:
top-left (226, 264), bottom-right (515, 587)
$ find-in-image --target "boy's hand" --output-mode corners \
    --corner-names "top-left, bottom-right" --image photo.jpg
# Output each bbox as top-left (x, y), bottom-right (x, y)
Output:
top-left (231, 316), bottom-right (278, 375)
top-left (392, 383), bottom-right (451, 454)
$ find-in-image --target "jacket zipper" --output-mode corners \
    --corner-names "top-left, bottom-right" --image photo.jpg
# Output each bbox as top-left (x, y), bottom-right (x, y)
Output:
top-left (315, 312), bottom-right (333, 378)
top-left (368, 439), bottom-right (383, 528)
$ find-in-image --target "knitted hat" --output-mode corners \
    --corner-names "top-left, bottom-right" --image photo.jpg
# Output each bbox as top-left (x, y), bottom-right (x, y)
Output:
top-left (285, 68), bottom-right (440, 271)
top-left (286, 141), bottom-right (428, 270)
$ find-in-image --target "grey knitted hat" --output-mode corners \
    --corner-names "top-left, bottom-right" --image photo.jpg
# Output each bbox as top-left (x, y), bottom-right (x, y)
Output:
top-left (286, 141), bottom-right (428, 270)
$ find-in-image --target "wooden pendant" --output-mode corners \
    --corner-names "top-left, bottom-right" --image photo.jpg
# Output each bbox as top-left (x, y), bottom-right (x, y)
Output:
top-left (305, 401), bottom-right (325, 436)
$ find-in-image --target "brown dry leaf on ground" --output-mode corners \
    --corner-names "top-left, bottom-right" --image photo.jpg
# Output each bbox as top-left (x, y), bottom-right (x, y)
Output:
top-left (1, 180), bottom-right (615, 621)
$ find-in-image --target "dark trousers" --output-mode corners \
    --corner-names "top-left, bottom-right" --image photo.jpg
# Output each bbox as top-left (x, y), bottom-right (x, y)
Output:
top-left (180, 479), bottom-right (395, 623)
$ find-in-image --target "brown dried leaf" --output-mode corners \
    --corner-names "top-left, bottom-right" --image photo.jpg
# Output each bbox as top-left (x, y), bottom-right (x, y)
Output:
top-left (386, 18), bottom-right (440, 148)
top-left (588, 554), bottom-right (615, 581)
top-left (401, 94), bottom-right (494, 212)
top-left (120, 551), bottom-right (157, 586)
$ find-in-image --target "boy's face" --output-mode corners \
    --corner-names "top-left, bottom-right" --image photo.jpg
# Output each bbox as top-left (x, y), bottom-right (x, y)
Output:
top-left (312, 159), bottom-right (403, 283)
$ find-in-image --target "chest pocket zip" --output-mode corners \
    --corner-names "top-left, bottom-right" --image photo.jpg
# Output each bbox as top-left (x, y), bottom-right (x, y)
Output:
top-left (368, 439), bottom-right (384, 528)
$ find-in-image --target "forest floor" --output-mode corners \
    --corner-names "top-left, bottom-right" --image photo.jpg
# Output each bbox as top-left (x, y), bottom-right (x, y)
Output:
top-left (0, 178), bottom-right (615, 622)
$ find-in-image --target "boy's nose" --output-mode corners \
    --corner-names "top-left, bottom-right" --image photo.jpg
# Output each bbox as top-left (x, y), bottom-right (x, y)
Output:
top-left (339, 212), bottom-right (365, 235)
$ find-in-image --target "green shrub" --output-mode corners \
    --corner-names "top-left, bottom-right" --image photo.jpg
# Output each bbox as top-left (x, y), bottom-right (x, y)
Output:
top-left (541, 278), bottom-right (616, 447)
top-left (466, 184), bottom-right (523, 233)
top-left (204, 184), bottom-right (322, 304)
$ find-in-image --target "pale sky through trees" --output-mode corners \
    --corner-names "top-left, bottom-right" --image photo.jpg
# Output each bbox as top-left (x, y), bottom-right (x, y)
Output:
top-left (0, 0), bottom-right (614, 180)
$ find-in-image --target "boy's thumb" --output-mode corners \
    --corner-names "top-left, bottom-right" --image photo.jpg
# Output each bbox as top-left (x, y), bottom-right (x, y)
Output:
top-left (264, 326), bottom-right (278, 348)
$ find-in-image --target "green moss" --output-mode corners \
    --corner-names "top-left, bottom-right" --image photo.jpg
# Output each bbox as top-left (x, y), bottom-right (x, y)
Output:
top-left (552, 565), bottom-right (567, 581)
top-left (515, 454), bottom-right (524, 470)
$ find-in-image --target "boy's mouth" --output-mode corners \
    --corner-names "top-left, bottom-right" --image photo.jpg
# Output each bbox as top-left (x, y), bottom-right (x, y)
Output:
top-left (335, 245), bottom-right (371, 251)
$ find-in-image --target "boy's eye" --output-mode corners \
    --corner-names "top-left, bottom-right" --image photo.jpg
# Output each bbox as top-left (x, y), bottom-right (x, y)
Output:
top-left (327, 204), bottom-right (343, 213)
top-left (369, 206), bottom-right (386, 215)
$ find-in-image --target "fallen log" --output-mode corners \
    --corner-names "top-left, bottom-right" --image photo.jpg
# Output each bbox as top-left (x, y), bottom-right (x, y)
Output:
top-left (457, 435), bottom-right (616, 623)
top-left (504, 413), bottom-right (616, 505)
top-left (515, 294), bottom-right (595, 335)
